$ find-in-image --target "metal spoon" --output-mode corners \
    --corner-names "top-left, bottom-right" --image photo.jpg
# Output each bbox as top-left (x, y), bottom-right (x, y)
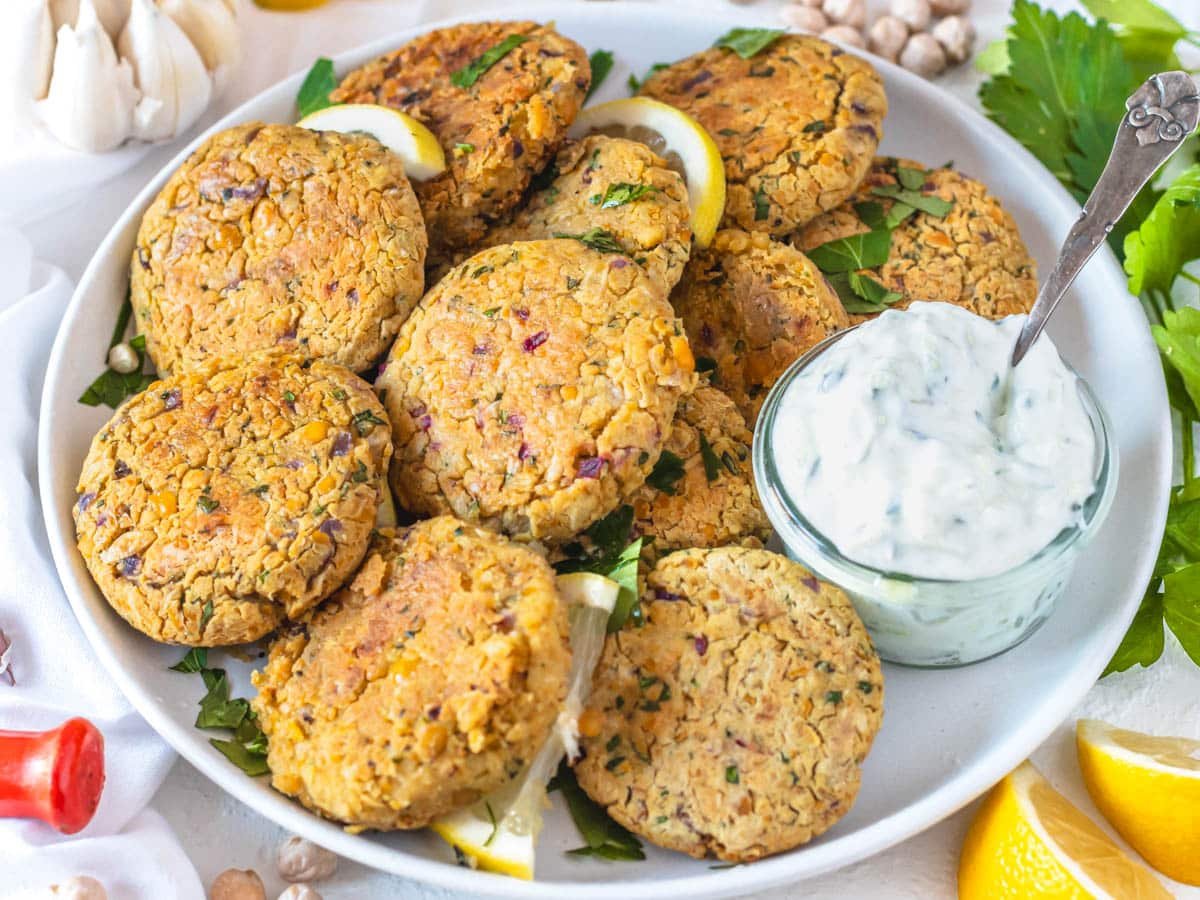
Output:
top-left (1010, 71), bottom-right (1200, 367)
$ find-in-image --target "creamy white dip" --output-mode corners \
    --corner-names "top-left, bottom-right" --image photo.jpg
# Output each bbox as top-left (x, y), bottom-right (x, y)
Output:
top-left (772, 302), bottom-right (1097, 580)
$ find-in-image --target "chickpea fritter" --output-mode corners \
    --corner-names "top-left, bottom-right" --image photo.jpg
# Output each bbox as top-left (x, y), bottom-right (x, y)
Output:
top-left (377, 239), bottom-right (697, 541)
top-left (576, 547), bottom-right (883, 862)
top-left (468, 135), bottom-right (693, 294)
top-left (331, 21), bottom-right (590, 261)
top-left (671, 229), bottom-right (848, 425)
top-left (131, 122), bottom-right (426, 375)
top-left (73, 354), bottom-right (392, 646)
top-left (793, 157), bottom-right (1038, 323)
top-left (640, 34), bottom-right (885, 235)
top-left (252, 517), bottom-right (570, 830)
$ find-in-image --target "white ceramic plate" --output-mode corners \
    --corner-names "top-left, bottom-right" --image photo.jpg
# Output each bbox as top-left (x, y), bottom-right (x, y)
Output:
top-left (38, 5), bottom-right (1171, 898)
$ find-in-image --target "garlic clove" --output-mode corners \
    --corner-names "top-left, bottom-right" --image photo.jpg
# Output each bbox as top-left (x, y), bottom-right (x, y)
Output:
top-left (36, 0), bottom-right (137, 152)
top-left (118, 0), bottom-right (213, 141)
top-left (50, 0), bottom-right (131, 40)
top-left (158, 0), bottom-right (241, 94)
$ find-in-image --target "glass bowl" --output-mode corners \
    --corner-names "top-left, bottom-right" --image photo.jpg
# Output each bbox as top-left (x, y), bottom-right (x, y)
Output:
top-left (752, 328), bottom-right (1119, 667)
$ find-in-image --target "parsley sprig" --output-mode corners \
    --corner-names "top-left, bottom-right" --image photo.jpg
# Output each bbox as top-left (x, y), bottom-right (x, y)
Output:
top-left (553, 227), bottom-right (628, 255)
top-left (451, 34), bottom-right (529, 89)
top-left (170, 650), bottom-right (270, 776)
top-left (549, 763), bottom-right (645, 861)
top-left (587, 49), bottom-right (614, 100)
top-left (713, 27), bottom-right (785, 59)
top-left (296, 57), bottom-right (337, 118)
top-left (554, 505), bottom-right (643, 632)
top-left (79, 295), bottom-right (157, 408)
top-left (978, 0), bottom-right (1200, 674)
top-left (590, 182), bottom-right (657, 209)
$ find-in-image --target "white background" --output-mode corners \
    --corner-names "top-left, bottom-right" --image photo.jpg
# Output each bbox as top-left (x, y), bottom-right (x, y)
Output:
top-left (13, 0), bottom-right (1200, 897)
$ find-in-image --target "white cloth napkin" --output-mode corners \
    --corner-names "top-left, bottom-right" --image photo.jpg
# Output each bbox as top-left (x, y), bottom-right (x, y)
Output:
top-left (0, 235), bottom-right (203, 899)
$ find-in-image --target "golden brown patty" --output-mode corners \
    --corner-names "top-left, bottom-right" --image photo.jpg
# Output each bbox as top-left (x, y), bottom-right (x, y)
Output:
top-left (73, 354), bottom-right (392, 646)
top-left (331, 21), bottom-right (590, 259)
top-left (793, 157), bottom-right (1038, 323)
top-left (671, 229), bottom-right (848, 425)
top-left (131, 122), bottom-right (426, 375)
top-left (630, 385), bottom-right (770, 558)
top-left (640, 34), bottom-right (885, 235)
top-left (465, 135), bottom-right (693, 293)
top-left (252, 517), bottom-right (570, 830)
top-left (377, 239), bottom-right (697, 541)
top-left (575, 547), bottom-right (883, 862)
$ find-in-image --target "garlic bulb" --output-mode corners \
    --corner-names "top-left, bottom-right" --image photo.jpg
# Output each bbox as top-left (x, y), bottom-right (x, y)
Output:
top-left (36, 0), bottom-right (137, 151)
top-left (158, 0), bottom-right (241, 93)
top-left (119, 0), bottom-right (212, 141)
top-left (50, 0), bottom-right (131, 38)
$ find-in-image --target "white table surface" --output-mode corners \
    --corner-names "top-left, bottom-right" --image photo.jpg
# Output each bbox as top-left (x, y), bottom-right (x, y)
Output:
top-left (16, 0), bottom-right (1200, 897)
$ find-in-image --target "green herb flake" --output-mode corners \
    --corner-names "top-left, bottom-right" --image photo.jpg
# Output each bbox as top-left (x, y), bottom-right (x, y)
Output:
top-left (472, 264), bottom-right (494, 278)
top-left (627, 62), bottom-right (668, 94)
top-left (646, 450), bottom-right (686, 495)
top-left (451, 34), bottom-right (529, 89)
top-left (482, 307), bottom-right (501, 318)
top-left (695, 356), bottom-right (718, 374)
top-left (803, 120), bottom-right (827, 134)
top-left (296, 57), bottom-right (337, 118)
top-left (713, 27), bottom-right (785, 59)
top-left (169, 648), bottom-right (208, 673)
top-left (587, 49), bottom-right (615, 100)
top-left (352, 409), bottom-right (386, 435)
top-left (725, 765), bottom-right (739, 784)
top-left (454, 142), bottom-right (475, 154)
top-left (197, 495), bottom-right (219, 514)
top-left (826, 690), bottom-right (844, 705)
top-left (753, 184), bottom-right (770, 221)
top-left (351, 461), bottom-right (369, 483)
top-left (552, 227), bottom-right (627, 255)
top-left (200, 599), bottom-right (214, 631)
top-left (483, 801), bottom-right (499, 847)
top-left (698, 434), bottom-right (721, 482)
top-left (590, 182), bottom-right (658, 209)
top-left (870, 183), bottom-right (954, 218)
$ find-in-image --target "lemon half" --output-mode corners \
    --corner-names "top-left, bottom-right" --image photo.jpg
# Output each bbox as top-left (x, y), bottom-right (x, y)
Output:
top-left (569, 97), bottom-right (725, 248)
top-left (430, 572), bottom-right (619, 879)
top-left (297, 103), bottom-right (446, 181)
top-left (1078, 717), bottom-right (1200, 885)
top-left (959, 760), bottom-right (1171, 898)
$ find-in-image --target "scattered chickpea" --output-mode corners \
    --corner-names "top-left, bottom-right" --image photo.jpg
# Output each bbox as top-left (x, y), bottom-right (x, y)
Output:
top-left (889, 0), bottom-right (932, 33)
top-left (209, 869), bottom-right (266, 900)
top-left (51, 877), bottom-right (107, 899)
top-left (278, 887), bottom-right (323, 900)
top-left (932, 15), bottom-right (976, 64)
top-left (106, 341), bottom-right (139, 374)
top-left (782, 5), bottom-right (830, 33)
top-left (868, 15), bottom-right (909, 62)
top-left (821, 0), bottom-right (866, 29)
top-left (277, 836), bottom-right (339, 883)
top-left (899, 32), bottom-right (948, 77)
top-left (929, 0), bottom-right (970, 15)
top-left (821, 24), bottom-right (867, 49)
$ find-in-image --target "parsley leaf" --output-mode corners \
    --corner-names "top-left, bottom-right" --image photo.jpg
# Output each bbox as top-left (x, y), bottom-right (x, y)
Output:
top-left (451, 34), bottom-right (528, 89)
top-left (171, 655), bottom-right (271, 775)
top-left (1163, 563), bottom-right (1200, 667)
top-left (590, 182), bottom-right (657, 208)
top-left (627, 62), bottom-right (668, 94)
top-left (870, 183), bottom-right (954, 218)
top-left (169, 648), bottom-right (208, 673)
top-left (196, 669), bottom-right (251, 730)
top-left (978, 0), bottom-right (1133, 202)
top-left (646, 450), bottom-right (685, 495)
top-left (713, 27), bottom-right (785, 59)
top-left (829, 272), bottom-right (904, 315)
top-left (551, 763), bottom-right (645, 861)
top-left (753, 184), bottom-right (770, 221)
top-left (210, 736), bottom-right (270, 777)
top-left (553, 227), bottom-right (627, 255)
top-left (1081, 0), bottom-right (1192, 81)
top-left (552, 505), bottom-right (643, 631)
top-left (587, 50), bottom-right (614, 100)
top-left (1126, 165), bottom-right (1200, 300)
top-left (698, 434), bottom-right (721, 482)
top-left (806, 229), bottom-right (892, 273)
top-left (296, 57), bottom-right (337, 118)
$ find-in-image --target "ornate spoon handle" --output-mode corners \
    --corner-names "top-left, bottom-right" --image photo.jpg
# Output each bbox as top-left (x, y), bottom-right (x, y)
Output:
top-left (1011, 71), bottom-right (1200, 366)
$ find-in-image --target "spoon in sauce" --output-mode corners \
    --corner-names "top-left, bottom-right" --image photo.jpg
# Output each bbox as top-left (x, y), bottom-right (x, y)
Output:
top-left (1010, 71), bottom-right (1199, 367)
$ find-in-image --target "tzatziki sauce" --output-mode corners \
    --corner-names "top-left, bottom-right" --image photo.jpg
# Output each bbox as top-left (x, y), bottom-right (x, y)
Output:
top-left (772, 301), bottom-right (1097, 580)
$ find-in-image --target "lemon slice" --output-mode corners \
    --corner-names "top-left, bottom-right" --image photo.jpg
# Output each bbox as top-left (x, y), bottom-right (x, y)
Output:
top-left (1077, 717), bottom-right (1200, 885)
top-left (297, 103), bottom-right (446, 181)
top-left (375, 481), bottom-right (397, 528)
top-left (959, 760), bottom-right (1171, 899)
top-left (569, 97), bottom-right (725, 248)
top-left (430, 572), bottom-right (618, 879)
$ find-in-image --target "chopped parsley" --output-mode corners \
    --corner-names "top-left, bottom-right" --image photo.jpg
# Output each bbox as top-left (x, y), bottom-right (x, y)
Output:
top-left (454, 142), bottom-right (475, 155)
top-left (550, 763), bottom-right (645, 861)
top-left (169, 648), bottom-right (207, 673)
top-left (698, 434), bottom-right (721, 482)
top-left (713, 27), bottom-right (785, 59)
top-left (171, 654), bottom-right (269, 776)
top-left (352, 409), bottom-right (386, 435)
top-left (753, 184), bottom-right (770, 221)
top-left (552, 227), bottom-right (626, 255)
top-left (826, 690), bottom-right (844, 705)
top-left (803, 120), bottom-right (827, 134)
top-left (197, 495), bottom-right (219, 514)
top-left (296, 57), bottom-right (337, 118)
top-left (646, 450), bottom-right (686, 495)
top-left (725, 765), bottom-right (740, 784)
top-left (451, 34), bottom-right (529, 88)
top-left (590, 182), bottom-right (657, 209)
top-left (552, 505), bottom-right (643, 631)
top-left (199, 600), bottom-right (214, 631)
top-left (586, 49), bottom-right (614, 100)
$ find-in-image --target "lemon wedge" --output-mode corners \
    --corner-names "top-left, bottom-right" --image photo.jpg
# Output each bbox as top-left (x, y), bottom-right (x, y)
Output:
top-left (430, 572), bottom-right (618, 879)
top-left (297, 103), bottom-right (446, 181)
top-left (569, 97), bottom-right (725, 248)
top-left (1077, 717), bottom-right (1200, 885)
top-left (959, 760), bottom-right (1171, 898)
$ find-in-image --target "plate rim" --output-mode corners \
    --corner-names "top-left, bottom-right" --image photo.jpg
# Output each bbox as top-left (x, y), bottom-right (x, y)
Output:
top-left (36, 4), bottom-right (1173, 897)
